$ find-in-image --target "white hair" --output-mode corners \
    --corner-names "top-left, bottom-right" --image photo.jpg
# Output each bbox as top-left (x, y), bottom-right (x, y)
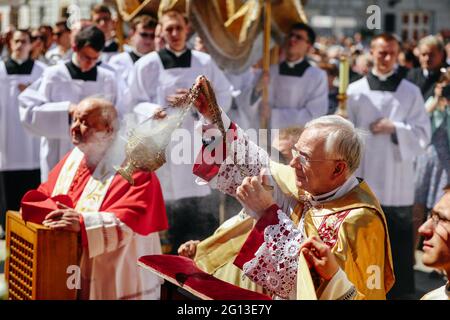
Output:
top-left (418, 35), bottom-right (444, 52)
top-left (304, 115), bottom-right (365, 174)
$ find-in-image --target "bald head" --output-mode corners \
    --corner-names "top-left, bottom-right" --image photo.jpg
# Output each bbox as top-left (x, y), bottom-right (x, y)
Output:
top-left (70, 97), bottom-right (118, 147)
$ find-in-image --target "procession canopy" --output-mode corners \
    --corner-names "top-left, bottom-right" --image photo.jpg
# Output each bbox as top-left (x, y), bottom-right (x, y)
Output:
top-left (115, 0), bottom-right (308, 73)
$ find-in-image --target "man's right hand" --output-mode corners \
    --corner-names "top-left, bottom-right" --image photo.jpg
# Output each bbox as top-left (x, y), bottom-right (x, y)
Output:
top-left (300, 236), bottom-right (339, 281)
top-left (192, 76), bottom-right (215, 122)
top-left (178, 240), bottom-right (200, 259)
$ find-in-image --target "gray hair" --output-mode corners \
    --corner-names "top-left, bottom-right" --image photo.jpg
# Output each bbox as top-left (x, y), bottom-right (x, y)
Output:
top-left (418, 35), bottom-right (444, 52)
top-left (304, 115), bottom-right (365, 175)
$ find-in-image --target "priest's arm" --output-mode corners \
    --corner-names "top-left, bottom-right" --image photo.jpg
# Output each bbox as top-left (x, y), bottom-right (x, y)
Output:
top-left (18, 75), bottom-right (73, 139)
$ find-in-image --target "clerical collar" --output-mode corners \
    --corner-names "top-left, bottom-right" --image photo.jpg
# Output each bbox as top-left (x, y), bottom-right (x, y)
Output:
top-left (371, 68), bottom-right (394, 81)
top-left (103, 39), bottom-right (119, 53)
top-left (5, 57), bottom-right (34, 75)
top-left (367, 69), bottom-right (402, 92)
top-left (279, 59), bottom-right (310, 77)
top-left (158, 47), bottom-right (191, 69)
top-left (286, 57), bottom-right (305, 68)
top-left (165, 45), bottom-right (187, 57)
top-left (129, 50), bottom-right (143, 64)
top-left (310, 175), bottom-right (359, 204)
top-left (65, 55), bottom-right (97, 81)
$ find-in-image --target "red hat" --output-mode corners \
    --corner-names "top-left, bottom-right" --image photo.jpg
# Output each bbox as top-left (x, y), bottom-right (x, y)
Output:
top-left (21, 190), bottom-right (74, 225)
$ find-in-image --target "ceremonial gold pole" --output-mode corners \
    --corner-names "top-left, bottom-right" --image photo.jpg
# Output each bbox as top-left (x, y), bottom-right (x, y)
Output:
top-left (337, 55), bottom-right (349, 118)
top-left (260, 0), bottom-right (272, 131)
top-left (113, 1), bottom-right (125, 52)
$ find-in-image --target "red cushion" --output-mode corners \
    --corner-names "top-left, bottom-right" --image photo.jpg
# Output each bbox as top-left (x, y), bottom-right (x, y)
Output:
top-left (21, 190), bottom-right (74, 225)
top-left (138, 255), bottom-right (271, 300)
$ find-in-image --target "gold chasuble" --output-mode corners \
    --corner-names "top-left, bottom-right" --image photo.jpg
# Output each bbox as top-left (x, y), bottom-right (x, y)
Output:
top-left (194, 161), bottom-right (394, 300)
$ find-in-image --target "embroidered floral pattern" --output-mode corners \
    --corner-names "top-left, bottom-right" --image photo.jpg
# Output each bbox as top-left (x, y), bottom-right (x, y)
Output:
top-left (317, 210), bottom-right (351, 248)
top-left (242, 210), bottom-right (304, 299)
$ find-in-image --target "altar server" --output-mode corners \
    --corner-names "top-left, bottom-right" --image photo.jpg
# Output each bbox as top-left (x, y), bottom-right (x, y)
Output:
top-left (128, 9), bottom-right (232, 251)
top-left (91, 4), bottom-right (120, 63)
top-left (19, 25), bottom-right (121, 181)
top-left (0, 29), bottom-right (46, 230)
top-left (268, 23), bottom-right (328, 129)
top-left (347, 33), bottom-right (431, 299)
top-left (109, 14), bottom-right (157, 84)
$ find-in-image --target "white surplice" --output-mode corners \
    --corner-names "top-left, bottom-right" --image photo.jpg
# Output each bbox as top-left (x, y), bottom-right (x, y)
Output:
top-left (269, 59), bottom-right (328, 129)
top-left (0, 59), bottom-right (46, 171)
top-left (347, 74), bottom-right (431, 206)
top-left (128, 48), bottom-right (232, 201)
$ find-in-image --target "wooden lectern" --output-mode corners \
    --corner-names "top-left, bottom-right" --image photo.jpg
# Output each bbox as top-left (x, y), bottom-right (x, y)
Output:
top-left (5, 211), bottom-right (79, 300)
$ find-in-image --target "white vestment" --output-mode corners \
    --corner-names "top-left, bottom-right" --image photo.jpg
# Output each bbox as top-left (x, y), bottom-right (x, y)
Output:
top-left (128, 48), bottom-right (232, 201)
top-left (0, 60), bottom-right (46, 171)
top-left (347, 74), bottom-right (431, 206)
top-left (269, 59), bottom-right (328, 129)
top-left (109, 51), bottom-right (135, 85)
top-left (225, 68), bottom-right (259, 130)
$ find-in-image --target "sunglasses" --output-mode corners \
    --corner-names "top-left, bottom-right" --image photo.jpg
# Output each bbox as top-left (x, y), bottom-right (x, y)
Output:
top-left (31, 35), bottom-right (45, 42)
top-left (53, 31), bottom-right (68, 38)
top-left (139, 32), bottom-right (155, 40)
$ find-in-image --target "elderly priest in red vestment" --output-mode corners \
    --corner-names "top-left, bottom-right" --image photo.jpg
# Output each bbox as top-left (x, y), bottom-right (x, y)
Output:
top-left (21, 97), bottom-right (168, 300)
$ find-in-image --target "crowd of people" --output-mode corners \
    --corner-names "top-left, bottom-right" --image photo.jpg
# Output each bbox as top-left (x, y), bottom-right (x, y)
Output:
top-left (0, 3), bottom-right (449, 300)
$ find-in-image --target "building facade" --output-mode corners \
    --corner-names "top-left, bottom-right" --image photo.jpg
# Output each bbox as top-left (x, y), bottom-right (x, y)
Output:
top-left (0, 0), bottom-right (109, 31)
top-left (304, 0), bottom-right (450, 40)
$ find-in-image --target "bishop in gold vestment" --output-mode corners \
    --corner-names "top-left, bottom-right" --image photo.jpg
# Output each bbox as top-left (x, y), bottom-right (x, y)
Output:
top-left (189, 100), bottom-right (394, 300)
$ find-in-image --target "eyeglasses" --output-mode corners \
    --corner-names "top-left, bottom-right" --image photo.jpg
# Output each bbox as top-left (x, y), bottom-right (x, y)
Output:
top-left (288, 33), bottom-right (308, 42)
top-left (139, 32), bottom-right (155, 40)
top-left (291, 149), bottom-right (343, 166)
top-left (428, 210), bottom-right (450, 227)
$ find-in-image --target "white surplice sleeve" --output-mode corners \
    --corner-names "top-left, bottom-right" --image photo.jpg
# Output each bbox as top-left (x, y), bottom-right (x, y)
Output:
top-left (80, 211), bottom-right (135, 259)
top-left (127, 56), bottom-right (162, 120)
top-left (297, 69), bottom-right (329, 124)
top-left (18, 76), bottom-right (71, 139)
top-left (393, 85), bottom-right (431, 160)
top-left (206, 59), bottom-right (232, 113)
